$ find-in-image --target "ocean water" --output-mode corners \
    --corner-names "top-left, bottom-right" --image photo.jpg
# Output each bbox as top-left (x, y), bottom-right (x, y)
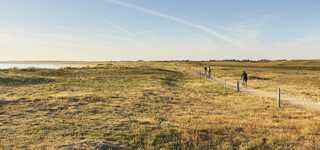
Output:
top-left (0, 63), bottom-right (69, 69)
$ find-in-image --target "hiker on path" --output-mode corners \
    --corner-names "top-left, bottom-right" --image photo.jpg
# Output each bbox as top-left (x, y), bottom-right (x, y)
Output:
top-left (208, 67), bottom-right (212, 79)
top-left (241, 71), bottom-right (248, 87)
top-left (204, 66), bottom-right (208, 78)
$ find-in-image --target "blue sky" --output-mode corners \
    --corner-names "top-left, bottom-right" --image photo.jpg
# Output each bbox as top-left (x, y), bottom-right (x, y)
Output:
top-left (0, 0), bottom-right (319, 60)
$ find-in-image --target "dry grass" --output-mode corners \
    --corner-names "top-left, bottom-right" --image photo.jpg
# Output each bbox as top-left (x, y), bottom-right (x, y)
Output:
top-left (0, 61), bottom-right (320, 149)
top-left (209, 60), bottom-right (320, 102)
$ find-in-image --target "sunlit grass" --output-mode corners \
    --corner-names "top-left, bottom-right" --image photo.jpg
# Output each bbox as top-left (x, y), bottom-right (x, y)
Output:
top-left (0, 61), bottom-right (320, 149)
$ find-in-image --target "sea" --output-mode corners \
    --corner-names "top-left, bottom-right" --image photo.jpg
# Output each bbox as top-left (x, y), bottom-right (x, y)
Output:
top-left (0, 63), bottom-right (72, 69)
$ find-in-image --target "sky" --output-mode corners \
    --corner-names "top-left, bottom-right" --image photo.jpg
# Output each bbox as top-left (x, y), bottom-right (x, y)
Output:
top-left (0, 0), bottom-right (320, 61)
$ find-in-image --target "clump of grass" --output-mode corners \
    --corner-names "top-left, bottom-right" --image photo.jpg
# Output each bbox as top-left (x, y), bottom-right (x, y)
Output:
top-left (0, 76), bottom-right (54, 86)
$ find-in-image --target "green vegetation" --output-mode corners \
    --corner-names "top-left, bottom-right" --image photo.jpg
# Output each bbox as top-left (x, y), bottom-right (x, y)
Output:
top-left (0, 61), bottom-right (320, 149)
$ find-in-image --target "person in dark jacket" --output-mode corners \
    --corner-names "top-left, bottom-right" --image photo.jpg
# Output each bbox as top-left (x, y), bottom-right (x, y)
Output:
top-left (208, 67), bottom-right (212, 79)
top-left (204, 66), bottom-right (208, 78)
top-left (241, 71), bottom-right (248, 87)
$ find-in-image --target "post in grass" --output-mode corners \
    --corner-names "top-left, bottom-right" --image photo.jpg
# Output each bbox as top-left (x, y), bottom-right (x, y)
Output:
top-left (278, 88), bottom-right (281, 108)
top-left (236, 80), bottom-right (240, 92)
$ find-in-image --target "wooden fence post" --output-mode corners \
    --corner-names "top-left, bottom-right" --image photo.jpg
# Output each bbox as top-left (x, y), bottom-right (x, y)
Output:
top-left (278, 88), bottom-right (281, 108)
top-left (236, 80), bottom-right (240, 92)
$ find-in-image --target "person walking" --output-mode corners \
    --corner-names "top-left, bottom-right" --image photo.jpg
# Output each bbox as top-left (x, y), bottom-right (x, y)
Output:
top-left (204, 66), bottom-right (208, 78)
top-left (241, 71), bottom-right (248, 87)
top-left (208, 67), bottom-right (212, 79)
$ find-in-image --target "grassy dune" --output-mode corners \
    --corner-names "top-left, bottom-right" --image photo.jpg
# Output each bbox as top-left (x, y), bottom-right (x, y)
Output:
top-left (1, 61), bottom-right (320, 149)
top-left (209, 60), bottom-right (320, 102)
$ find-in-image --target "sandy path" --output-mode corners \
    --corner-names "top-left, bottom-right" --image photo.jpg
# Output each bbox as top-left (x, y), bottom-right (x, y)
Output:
top-left (211, 77), bottom-right (320, 112)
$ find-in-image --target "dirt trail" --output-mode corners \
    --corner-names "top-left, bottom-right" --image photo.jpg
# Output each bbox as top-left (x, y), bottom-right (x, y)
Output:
top-left (212, 77), bottom-right (320, 112)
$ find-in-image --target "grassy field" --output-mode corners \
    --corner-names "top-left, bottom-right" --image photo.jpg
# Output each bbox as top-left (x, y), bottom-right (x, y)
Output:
top-left (1, 61), bottom-right (320, 149)
top-left (209, 60), bottom-right (320, 102)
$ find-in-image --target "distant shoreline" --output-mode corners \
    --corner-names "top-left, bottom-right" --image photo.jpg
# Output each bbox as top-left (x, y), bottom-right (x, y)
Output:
top-left (0, 59), bottom-right (319, 64)
top-left (0, 61), bottom-right (97, 64)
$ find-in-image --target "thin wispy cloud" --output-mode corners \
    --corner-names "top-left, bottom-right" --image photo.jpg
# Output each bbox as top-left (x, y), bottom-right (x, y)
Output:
top-left (104, 20), bottom-right (156, 37)
top-left (54, 25), bottom-right (144, 46)
top-left (105, 20), bottom-right (136, 37)
top-left (2, 0), bottom-right (319, 60)
top-left (102, 0), bottom-right (236, 44)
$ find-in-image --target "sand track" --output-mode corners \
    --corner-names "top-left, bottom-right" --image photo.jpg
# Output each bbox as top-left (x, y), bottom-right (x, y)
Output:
top-left (212, 77), bottom-right (320, 112)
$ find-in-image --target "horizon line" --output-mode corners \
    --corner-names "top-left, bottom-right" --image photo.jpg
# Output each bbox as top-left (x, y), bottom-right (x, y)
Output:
top-left (0, 58), bottom-right (319, 63)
